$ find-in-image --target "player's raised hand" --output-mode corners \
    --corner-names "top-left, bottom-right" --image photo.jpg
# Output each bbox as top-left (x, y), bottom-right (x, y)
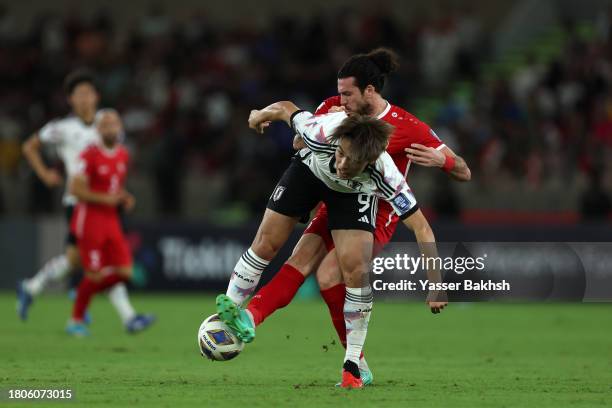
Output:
top-left (293, 134), bottom-right (306, 150)
top-left (248, 110), bottom-right (271, 134)
top-left (405, 143), bottom-right (445, 167)
top-left (427, 301), bottom-right (448, 314)
top-left (41, 169), bottom-right (63, 188)
top-left (328, 106), bottom-right (346, 113)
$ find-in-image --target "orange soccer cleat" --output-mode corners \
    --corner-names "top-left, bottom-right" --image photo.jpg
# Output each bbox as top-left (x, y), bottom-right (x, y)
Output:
top-left (340, 369), bottom-right (363, 389)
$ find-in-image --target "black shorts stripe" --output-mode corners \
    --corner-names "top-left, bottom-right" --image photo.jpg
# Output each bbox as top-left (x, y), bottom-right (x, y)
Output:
top-left (370, 196), bottom-right (378, 228)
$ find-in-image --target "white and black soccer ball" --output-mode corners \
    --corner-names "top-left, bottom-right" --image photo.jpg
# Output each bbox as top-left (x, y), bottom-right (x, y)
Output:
top-left (198, 314), bottom-right (244, 361)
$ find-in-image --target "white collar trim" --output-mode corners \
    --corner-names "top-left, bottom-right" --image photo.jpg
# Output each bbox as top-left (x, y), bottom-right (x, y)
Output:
top-left (376, 101), bottom-right (391, 119)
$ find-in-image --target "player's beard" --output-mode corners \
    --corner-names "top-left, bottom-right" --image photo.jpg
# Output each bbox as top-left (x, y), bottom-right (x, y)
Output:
top-left (354, 100), bottom-right (374, 116)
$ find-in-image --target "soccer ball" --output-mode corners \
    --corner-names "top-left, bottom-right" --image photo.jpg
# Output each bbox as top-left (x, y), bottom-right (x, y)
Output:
top-left (197, 314), bottom-right (244, 361)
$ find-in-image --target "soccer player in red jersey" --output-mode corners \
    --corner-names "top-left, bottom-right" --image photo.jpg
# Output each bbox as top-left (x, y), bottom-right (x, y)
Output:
top-left (17, 70), bottom-right (138, 326)
top-left (66, 109), bottom-right (155, 336)
top-left (244, 49), bottom-right (471, 385)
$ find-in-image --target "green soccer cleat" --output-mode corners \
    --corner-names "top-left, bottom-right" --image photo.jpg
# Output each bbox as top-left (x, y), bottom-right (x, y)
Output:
top-left (359, 356), bottom-right (374, 386)
top-left (360, 368), bottom-right (374, 386)
top-left (215, 294), bottom-right (255, 343)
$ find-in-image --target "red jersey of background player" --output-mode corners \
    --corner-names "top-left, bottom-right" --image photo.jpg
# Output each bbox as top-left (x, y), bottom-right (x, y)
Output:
top-left (71, 143), bottom-right (131, 270)
top-left (74, 144), bottom-right (128, 215)
top-left (309, 95), bottom-right (445, 246)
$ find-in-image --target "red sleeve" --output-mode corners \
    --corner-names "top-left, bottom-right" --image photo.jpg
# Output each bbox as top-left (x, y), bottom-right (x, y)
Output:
top-left (314, 96), bottom-right (341, 115)
top-left (415, 120), bottom-right (444, 149)
top-left (388, 120), bottom-right (444, 155)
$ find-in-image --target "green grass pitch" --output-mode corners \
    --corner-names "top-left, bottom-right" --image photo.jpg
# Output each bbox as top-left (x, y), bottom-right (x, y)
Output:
top-left (1, 293), bottom-right (611, 407)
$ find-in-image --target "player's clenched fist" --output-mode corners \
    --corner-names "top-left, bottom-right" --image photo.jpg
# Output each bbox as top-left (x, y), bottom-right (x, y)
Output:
top-left (248, 110), bottom-right (271, 134)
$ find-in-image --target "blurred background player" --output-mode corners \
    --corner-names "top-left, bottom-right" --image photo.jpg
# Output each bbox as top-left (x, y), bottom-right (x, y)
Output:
top-left (17, 70), bottom-right (137, 327)
top-left (244, 48), bottom-right (469, 384)
top-left (67, 109), bottom-right (155, 336)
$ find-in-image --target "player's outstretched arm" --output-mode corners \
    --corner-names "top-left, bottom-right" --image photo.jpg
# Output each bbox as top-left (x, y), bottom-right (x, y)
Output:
top-left (248, 101), bottom-right (300, 133)
top-left (22, 133), bottom-right (63, 187)
top-left (405, 144), bottom-right (471, 182)
top-left (402, 209), bottom-right (448, 313)
top-left (70, 174), bottom-right (123, 207)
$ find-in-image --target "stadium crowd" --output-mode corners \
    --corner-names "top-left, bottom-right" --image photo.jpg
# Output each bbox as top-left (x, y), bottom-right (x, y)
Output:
top-left (0, 4), bottom-right (611, 218)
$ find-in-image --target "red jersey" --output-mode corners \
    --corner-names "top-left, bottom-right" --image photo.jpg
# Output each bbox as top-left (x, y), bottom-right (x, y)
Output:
top-left (315, 96), bottom-right (445, 229)
top-left (75, 143), bottom-right (129, 215)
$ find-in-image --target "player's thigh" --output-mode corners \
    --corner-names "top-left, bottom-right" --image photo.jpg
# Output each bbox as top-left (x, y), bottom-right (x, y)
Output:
top-left (324, 191), bottom-right (375, 286)
top-left (315, 248), bottom-right (344, 290)
top-left (286, 233), bottom-right (328, 278)
top-left (105, 228), bottom-right (133, 279)
top-left (77, 235), bottom-right (105, 274)
top-left (251, 209), bottom-right (299, 260)
top-left (331, 229), bottom-right (373, 286)
top-left (303, 203), bottom-right (335, 252)
top-left (258, 159), bottom-right (323, 260)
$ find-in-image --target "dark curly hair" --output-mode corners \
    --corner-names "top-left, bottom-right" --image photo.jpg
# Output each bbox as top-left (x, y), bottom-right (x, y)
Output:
top-left (337, 48), bottom-right (400, 93)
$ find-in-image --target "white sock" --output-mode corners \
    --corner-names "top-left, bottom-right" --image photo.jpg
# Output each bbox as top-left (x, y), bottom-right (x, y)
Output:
top-left (344, 286), bottom-right (373, 365)
top-left (24, 254), bottom-right (71, 296)
top-left (359, 355), bottom-right (370, 373)
top-left (226, 248), bottom-right (269, 306)
top-left (107, 283), bottom-right (136, 325)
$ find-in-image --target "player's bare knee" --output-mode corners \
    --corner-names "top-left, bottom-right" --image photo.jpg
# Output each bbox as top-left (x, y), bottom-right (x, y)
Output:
top-left (337, 256), bottom-right (369, 286)
top-left (251, 233), bottom-right (281, 261)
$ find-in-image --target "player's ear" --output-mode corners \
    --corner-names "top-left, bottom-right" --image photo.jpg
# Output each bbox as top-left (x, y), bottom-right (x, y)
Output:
top-left (364, 84), bottom-right (376, 97)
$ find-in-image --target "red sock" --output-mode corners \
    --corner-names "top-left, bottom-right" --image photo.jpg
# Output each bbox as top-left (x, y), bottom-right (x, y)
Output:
top-left (247, 263), bottom-right (305, 326)
top-left (320, 283), bottom-right (348, 348)
top-left (72, 272), bottom-right (125, 321)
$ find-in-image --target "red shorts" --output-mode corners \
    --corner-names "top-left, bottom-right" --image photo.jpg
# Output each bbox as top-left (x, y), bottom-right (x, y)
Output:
top-left (71, 204), bottom-right (132, 271)
top-left (304, 202), bottom-right (399, 256)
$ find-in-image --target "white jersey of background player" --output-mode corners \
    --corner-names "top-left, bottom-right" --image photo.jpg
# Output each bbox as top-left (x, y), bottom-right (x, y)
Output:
top-left (39, 115), bottom-right (100, 205)
top-left (18, 70), bottom-right (137, 329)
top-left (292, 110), bottom-right (418, 219)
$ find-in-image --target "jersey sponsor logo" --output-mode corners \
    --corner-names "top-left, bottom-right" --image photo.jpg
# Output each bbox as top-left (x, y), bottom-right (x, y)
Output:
top-left (271, 185), bottom-right (286, 202)
top-left (98, 165), bottom-right (109, 175)
top-left (392, 193), bottom-right (413, 213)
